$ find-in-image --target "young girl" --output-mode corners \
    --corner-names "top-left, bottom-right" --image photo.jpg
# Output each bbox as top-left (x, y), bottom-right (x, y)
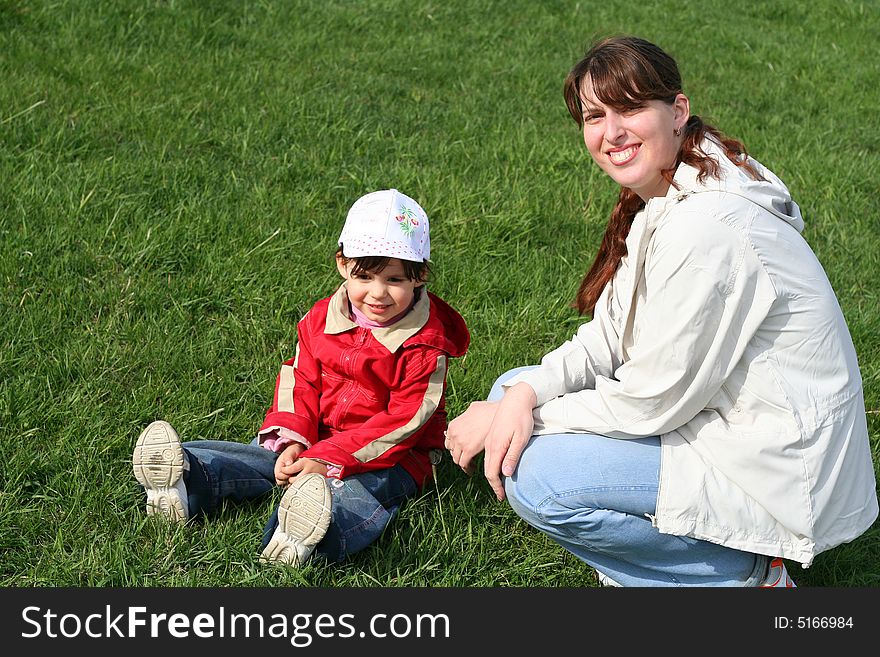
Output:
top-left (133, 188), bottom-right (469, 566)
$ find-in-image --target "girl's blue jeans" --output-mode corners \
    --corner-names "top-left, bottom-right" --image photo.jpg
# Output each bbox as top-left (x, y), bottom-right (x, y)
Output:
top-left (180, 438), bottom-right (417, 563)
top-left (494, 367), bottom-right (767, 587)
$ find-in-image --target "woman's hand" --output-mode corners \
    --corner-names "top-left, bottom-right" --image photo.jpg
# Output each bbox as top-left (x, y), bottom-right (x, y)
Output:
top-left (445, 400), bottom-right (500, 475)
top-left (483, 382), bottom-right (537, 501)
top-left (274, 443), bottom-right (306, 486)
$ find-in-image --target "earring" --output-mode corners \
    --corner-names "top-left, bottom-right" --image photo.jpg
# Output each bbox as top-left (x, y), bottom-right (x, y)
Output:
top-left (674, 127), bottom-right (682, 137)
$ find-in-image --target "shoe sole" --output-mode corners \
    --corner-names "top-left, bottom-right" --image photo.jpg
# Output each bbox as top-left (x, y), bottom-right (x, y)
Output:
top-left (132, 420), bottom-right (188, 522)
top-left (261, 473), bottom-right (332, 566)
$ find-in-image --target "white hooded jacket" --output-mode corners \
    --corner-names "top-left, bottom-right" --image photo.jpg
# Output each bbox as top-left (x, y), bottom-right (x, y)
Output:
top-left (507, 138), bottom-right (878, 566)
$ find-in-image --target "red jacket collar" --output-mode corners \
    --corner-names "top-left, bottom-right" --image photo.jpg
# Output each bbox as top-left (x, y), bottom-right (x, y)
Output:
top-left (324, 284), bottom-right (469, 356)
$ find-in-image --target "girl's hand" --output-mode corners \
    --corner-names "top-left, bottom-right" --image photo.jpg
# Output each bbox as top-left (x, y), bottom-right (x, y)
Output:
top-left (274, 443), bottom-right (306, 486)
top-left (446, 400), bottom-right (499, 475)
top-left (286, 457), bottom-right (329, 480)
top-left (482, 382), bottom-right (537, 501)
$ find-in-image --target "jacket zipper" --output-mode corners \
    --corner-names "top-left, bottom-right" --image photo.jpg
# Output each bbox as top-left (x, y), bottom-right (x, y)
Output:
top-left (333, 328), bottom-right (369, 426)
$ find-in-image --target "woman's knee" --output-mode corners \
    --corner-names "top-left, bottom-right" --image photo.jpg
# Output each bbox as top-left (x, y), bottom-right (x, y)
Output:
top-left (504, 473), bottom-right (537, 524)
top-left (487, 366), bottom-right (539, 401)
top-left (503, 433), bottom-right (619, 528)
top-left (505, 466), bottom-right (594, 540)
top-left (503, 447), bottom-right (555, 525)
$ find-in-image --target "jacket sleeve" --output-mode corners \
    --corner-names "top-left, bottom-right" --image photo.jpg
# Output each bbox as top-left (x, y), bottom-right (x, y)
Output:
top-left (527, 209), bottom-right (777, 438)
top-left (258, 312), bottom-right (321, 445)
top-left (502, 281), bottom-right (621, 404)
top-left (299, 348), bottom-right (448, 478)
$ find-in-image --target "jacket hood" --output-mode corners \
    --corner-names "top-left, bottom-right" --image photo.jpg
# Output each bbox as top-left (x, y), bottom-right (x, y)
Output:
top-left (407, 291), bottom-right (470, 357)
top-left (670, 137), bottom-right (804, 233)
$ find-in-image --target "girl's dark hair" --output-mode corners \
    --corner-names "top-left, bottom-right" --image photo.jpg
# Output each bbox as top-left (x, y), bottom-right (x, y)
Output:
top-left (563, 36), bottom-right (761, 315)
top-left (336, 246), bottom-right (430, 282)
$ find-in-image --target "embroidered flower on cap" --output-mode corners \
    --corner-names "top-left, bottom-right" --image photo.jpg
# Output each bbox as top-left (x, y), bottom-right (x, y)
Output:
top-left (395, 206), bottom-right (419, 236)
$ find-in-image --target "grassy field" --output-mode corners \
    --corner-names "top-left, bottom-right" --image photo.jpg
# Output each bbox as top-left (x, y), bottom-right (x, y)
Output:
top-left (1, 0), bottom-right (878, 588)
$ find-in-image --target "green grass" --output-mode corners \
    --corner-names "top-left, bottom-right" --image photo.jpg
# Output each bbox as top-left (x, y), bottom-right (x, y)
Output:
top-left (1, 0), bottom-right (877, 587)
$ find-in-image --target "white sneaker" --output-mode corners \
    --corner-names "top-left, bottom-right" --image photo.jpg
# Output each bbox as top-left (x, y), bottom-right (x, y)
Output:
top-left (595, 571), bottom-right (622, 587)
top-left (132, 420), bottom-right (189, 522)
top-left (261, 473), bottom-right (332, 566)
top-left (759, 558), bottom-right (797, 588)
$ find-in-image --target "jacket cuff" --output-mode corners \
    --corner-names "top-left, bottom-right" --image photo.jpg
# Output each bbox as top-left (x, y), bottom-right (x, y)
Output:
top-left (301, 442), bottom-right (360, 479)
top-left (501, 369), bottom-right (557, 407)
top-left (257, 426), bottom-right (312, 452)
top-left (260, 411), bottom-right (317, 444)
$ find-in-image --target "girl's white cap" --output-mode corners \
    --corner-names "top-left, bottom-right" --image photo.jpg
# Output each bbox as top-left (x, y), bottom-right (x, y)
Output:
top-left (338, 189), bottom-right (430, 262)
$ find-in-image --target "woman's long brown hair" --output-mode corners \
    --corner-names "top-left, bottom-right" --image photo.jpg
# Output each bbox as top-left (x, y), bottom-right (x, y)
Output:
top-left (564, 36), bottom-right (761, 315)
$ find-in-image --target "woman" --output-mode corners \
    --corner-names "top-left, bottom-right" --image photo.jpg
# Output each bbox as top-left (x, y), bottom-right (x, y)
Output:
top-left (446, 36), bottom-right (877, 586)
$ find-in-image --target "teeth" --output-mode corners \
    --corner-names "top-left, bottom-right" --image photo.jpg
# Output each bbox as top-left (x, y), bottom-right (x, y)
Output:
top-left (609, 146), bottom-right (637, 163)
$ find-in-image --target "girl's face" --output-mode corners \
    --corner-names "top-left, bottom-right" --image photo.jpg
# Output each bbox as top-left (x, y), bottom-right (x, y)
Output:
top-left (336, 256), bottom-right (422, 323)
top-left (579, 76), bottom-right (689, 201)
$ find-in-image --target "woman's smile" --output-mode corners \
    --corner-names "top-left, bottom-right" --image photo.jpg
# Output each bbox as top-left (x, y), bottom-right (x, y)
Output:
top-left (607, 144), bottom-right (640, 165)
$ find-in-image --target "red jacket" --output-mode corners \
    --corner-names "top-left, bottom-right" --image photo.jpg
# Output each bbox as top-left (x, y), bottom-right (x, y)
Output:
top-left (260, 284), bottom-right (469, 486)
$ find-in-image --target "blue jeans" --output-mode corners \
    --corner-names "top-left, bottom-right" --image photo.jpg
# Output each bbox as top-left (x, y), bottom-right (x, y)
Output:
top-left (494, 367), bottom-right (767, 587)
top-left (181, 438), bottom-right (417, 563)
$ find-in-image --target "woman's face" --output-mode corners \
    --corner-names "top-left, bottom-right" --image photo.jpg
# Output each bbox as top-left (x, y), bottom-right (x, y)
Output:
top-left (579, 76), bottom-right (689, 201)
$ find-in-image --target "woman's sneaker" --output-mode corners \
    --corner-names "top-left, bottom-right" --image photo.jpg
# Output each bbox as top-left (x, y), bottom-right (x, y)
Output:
top-left (261, 473), bottom-right (332, 566)
top-left (759, 558), bottom-right (797, 587)
top-left (132, 420), bottom-right (189, 522)
top-left (595, 571), bottom-right (622, 587)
